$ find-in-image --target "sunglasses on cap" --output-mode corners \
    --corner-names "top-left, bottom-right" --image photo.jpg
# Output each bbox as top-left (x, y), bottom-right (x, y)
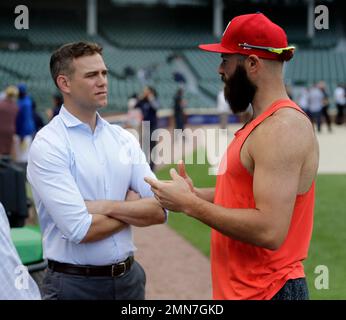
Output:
top-left (238, 43), bottom-right (295, 61)
top-left (238, 43), bottom-right (295, 55)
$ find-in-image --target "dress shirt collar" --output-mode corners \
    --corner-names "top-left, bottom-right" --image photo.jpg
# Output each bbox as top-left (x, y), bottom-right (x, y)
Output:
top-left (59, 105), bottom-right (107, 130)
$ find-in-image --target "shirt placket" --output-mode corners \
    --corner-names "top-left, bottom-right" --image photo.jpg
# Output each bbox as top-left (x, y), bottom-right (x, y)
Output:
top-left (92, 129), bottom-right (109, 198)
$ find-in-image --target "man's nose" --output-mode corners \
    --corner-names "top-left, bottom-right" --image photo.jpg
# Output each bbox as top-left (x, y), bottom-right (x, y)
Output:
top-left (97, 74), bottom-right (107, 87)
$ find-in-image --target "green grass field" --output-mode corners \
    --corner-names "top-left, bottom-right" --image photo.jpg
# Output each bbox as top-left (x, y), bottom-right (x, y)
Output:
top-left (156, 160), bottom-right (346, 300)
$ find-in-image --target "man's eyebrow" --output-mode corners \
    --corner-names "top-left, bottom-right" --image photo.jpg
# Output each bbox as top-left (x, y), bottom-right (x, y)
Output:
top-left (84, 69), bottom-right (108, 76)
top-left (84, 70), bottom-right (97, 76)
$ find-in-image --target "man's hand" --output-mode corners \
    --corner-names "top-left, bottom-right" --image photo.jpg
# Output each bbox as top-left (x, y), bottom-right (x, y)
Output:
top-left (177, 160), bottom-right (195, 193)
top-left (178, 160), bottom-right (215, 202)
top-left (144, 168), bottom-right (196, 212)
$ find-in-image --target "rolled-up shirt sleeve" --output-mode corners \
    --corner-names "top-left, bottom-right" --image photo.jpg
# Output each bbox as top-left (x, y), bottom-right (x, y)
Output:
top-left (129, 139), bottom-right (156, 198)
top-left (27, 135), bottom-right (92, 244)
top-left (127, 133), bottom-right (168, 221)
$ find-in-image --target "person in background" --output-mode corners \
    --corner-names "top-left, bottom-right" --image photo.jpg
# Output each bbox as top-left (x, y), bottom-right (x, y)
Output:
top-left (127, 93), bottom-right (142, 139)
top-left (308, 82), bottom-right (324, 133)
top-left (46, 93), bottom-right (63, 121)
top-left (0, 86), bottom-right (19, 159)
top-left (318, 81), bottom-right (332, 133)
top-left (31, 99), bottom-right (45, 135)
top-left (173, 87), bottom-right (187, 131)
top-left (334, 83), bottom-right (345, 125)
top-left (297, 85), bottom-right (310, 116)
top-left (136, 86), bottom-right (159, 170)
top-left (14, 84), bottom-right (36, 163)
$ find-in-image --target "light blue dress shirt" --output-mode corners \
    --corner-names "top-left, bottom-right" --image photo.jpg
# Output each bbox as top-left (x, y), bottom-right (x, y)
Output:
top-left (0, 203), bottom-right (41, 299)
top-left (27, 106), bottom-right (157, 266)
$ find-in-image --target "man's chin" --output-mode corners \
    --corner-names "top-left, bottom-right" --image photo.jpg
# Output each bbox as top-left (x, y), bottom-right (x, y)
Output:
top-left (96, 99), bottom-right (108, 109)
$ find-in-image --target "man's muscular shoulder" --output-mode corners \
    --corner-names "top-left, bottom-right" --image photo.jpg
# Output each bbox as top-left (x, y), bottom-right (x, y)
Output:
top-left (247, 107), bottom-right (316, 165)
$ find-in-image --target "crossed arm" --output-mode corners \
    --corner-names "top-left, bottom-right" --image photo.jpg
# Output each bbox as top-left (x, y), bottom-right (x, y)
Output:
top-left (81, 214), bottom-right (126, 243)
top-left (27, 137), bottom-right (165, 245)
top-left (82, 191), bottom-right (165, 243)
top-left (85, 192), bottom-right (165, 228)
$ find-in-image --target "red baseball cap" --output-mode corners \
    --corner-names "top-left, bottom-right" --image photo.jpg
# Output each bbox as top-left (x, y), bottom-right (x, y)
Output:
top-left (199, 13), bottom-right (294, 61)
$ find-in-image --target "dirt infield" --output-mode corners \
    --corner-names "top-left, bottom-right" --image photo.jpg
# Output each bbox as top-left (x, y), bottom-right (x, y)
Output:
top-left (134, 224), bottom-right (212, 300)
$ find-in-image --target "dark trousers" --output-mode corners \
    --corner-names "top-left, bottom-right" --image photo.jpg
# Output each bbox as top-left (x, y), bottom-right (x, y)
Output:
top-left (335, 104), bottom-right (345, 125)
top-left (149, 127), bottom-right (157, 171)
top-left (42, 260), bottom-right (146, 300)
top-left (174, 112), bottom-right (185, 131)
top-left (310, 111), bottom-right (322, 132)
top-left (321, 106), bottom-right (332, 132)
top-left (271, 278), bottom-right (309, 300)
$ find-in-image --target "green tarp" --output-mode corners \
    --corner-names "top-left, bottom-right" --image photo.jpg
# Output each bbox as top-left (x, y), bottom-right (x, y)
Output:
top-left (10, 226), bottom-right (43, 265)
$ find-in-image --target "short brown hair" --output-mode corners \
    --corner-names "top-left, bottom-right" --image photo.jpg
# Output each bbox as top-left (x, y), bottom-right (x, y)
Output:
top-left (50, 41), bottom-right (103, 88)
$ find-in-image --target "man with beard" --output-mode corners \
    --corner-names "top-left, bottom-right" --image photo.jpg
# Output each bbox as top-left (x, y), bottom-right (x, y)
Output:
top-left (145, 13), bottom-right (319, 300)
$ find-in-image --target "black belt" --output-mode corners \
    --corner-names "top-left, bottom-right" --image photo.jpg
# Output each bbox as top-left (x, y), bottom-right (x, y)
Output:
top-left (47, 256), bottom-right (134, 277)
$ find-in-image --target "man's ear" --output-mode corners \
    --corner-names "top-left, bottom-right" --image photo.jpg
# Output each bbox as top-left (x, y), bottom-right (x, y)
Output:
top-left (56, 75), bottom-right (71, 94)
top-left (246, 54), bottom-right (261, 73)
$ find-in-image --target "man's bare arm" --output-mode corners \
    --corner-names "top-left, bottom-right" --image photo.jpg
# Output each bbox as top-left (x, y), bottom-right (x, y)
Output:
top-left (146, 116), bottom-right (309, 250)
top-left (194, 187), bottom-right (215, 203)
top-left (86, 197), bottom-right (166, 227)
top-left (81, 214), bottom-right (127, 243)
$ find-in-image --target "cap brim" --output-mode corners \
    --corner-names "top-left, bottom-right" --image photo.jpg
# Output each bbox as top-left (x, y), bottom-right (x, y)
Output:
top-left (198, 43), bottom-right (236, 54)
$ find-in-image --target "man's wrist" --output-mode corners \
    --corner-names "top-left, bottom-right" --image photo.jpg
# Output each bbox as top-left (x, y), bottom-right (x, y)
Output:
top-left (193, 187), bottom-right (201, 198)
top-left (184, 193), bottom-right (201, 218)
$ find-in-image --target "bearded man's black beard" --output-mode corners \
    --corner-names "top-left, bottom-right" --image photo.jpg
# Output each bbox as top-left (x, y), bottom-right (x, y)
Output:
top-left (223, 64), bottom-right (257, 114)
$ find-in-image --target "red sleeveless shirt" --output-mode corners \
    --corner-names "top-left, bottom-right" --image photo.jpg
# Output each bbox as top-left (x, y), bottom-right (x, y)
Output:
top-left (212, 99), bottom-right (315, 300)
